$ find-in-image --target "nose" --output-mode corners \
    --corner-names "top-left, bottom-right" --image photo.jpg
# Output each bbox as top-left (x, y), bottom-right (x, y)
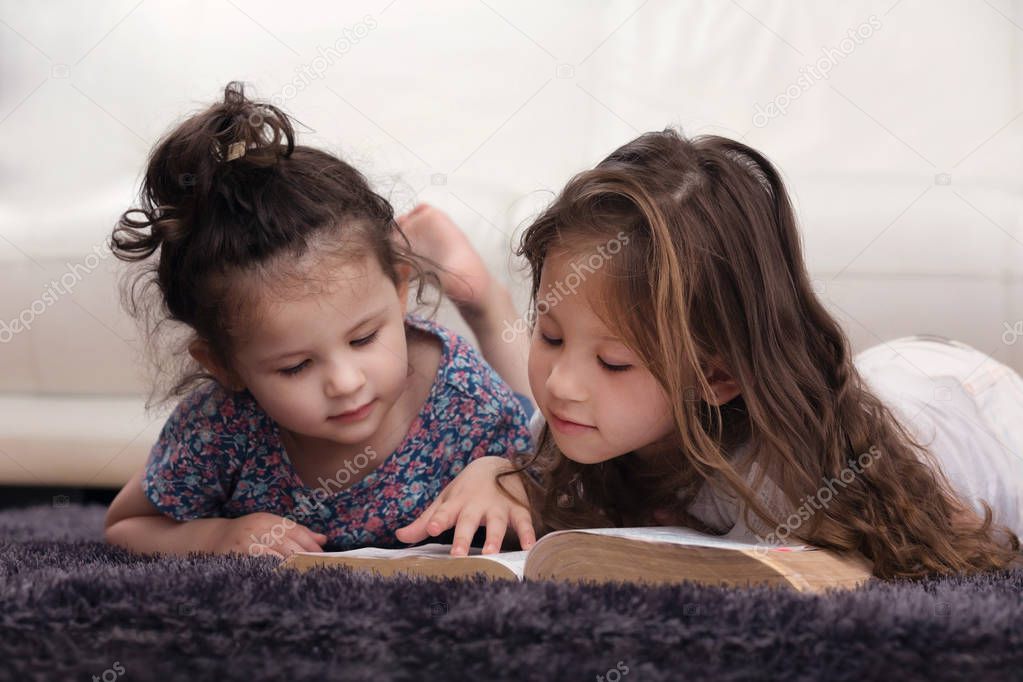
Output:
top-left (324, 358), bottom-right (366, 398)
top-left (545, 352), bottom-right (588, 403)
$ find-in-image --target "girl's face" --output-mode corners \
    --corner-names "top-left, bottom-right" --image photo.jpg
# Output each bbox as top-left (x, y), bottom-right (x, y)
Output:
top-left (527, 250), bottom-right (677, 463)
top-left (229, 253), bottom-right (410, 448)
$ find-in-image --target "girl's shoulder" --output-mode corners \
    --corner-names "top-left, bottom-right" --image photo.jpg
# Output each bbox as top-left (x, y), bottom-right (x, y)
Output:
top-left (163, 379), bottom-right (274, 449)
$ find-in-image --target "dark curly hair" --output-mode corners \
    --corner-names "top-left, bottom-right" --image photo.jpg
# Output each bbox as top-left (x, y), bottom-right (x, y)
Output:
top-left (111, 81), bottom-right (437, 410)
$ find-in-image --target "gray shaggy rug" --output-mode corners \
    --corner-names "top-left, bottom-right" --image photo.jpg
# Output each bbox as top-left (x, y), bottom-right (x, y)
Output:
top-left (1, 503), bottom-right (1022, 682)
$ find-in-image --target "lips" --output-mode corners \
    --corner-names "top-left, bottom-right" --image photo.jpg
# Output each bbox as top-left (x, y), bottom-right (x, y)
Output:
top-left (328, 399), bottom-right (376, 421)
top-left (549, 409), bottom-right (596, 435)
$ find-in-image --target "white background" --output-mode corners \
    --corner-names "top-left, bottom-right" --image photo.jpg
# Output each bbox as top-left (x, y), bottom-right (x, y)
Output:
top-left (0, 1), bottom-right (1021, 485)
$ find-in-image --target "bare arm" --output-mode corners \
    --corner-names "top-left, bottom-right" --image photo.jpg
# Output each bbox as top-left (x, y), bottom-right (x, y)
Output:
top-left (104, 467), bottom-right (327, 558)
top-left (459, 281), bottom-right (532, 399)
top-left (104, 467), bottom-right (231, 555)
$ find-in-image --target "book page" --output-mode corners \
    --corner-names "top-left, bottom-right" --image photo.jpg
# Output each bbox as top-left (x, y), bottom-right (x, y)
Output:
top-left (295, 544), bottom-right (530, 577)
top-left (313, 544), bottom-right (453, 559)
top-left (544, 526), bottom-right (816, 552)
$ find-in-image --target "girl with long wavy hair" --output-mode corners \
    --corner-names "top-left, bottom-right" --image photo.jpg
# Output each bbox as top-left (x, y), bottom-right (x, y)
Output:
top-left (397, 129), bottom-right (1023, 580)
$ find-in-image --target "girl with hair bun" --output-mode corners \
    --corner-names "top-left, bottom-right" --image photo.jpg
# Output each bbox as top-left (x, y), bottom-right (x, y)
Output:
top-left (104, 82), bottom-right (533, 559)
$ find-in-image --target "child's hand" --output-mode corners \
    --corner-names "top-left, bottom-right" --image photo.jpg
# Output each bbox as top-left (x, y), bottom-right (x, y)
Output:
top-left (395, 456), bottom-right (536, 556)
top-left (211, 512), bottom-right (328, 560)
top-left (396, 203), bottom-right (497, 317)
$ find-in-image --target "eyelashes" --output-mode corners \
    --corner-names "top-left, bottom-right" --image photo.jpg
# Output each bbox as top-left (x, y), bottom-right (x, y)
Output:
top-left (277, 330), bottom-right (380, 377)
top-left (539, 333), bottom-right (632, 373)
top-left (351, 330), bottom-right (379, 347)
top-left (540, 333), bottom-right (562, 347)
top-left (280, 360), bottom-right (309, 376)
top-left (598, 358), bottom-right (631, 373)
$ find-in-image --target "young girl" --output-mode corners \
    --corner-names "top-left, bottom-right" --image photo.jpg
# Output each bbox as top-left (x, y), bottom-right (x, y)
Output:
top-left (103, 82), bottom-right (533, 560)
top-left (396, 129), bottom-right (1023, 579)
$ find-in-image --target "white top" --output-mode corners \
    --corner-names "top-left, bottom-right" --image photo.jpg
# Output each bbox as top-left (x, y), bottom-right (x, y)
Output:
top-left (525, 336), bottom-right (1023, 544)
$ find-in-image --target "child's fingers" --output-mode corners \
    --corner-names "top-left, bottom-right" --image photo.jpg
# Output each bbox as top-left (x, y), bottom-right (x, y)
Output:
top-left (288, 529), bottom-right (327, 553)
top-left (303, 528), bottom-right (329, 546)
top-left (423, 500), bottom-right (460, 537)
top-left (450, 508), bottom-right (483, 557)
top-left (395, 499), bottom-right (442, 544)
top-left (280, 521), bottom-right (327, 551)
top-left (482, 514), bottom-right (508, 554)
top-left (510, 507), bottom-right (536, 550)
top-left (276, 537), bottom-right (309, 558)
top-left (394, 520), bottom-right (427, 544)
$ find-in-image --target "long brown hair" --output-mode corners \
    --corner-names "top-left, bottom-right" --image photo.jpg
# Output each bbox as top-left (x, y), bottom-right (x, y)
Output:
top-left (506, 129), bottom-right (1020, 579)
top-left (111, 82), bottom-right (438, 410)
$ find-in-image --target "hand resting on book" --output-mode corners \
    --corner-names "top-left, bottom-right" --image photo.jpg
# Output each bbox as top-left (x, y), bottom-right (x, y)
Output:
top-left (395, 456), bottom-right (536, 556)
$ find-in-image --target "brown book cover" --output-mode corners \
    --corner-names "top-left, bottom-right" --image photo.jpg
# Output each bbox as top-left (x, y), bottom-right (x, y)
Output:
top-left (277, 526), bottom-right (874, 593)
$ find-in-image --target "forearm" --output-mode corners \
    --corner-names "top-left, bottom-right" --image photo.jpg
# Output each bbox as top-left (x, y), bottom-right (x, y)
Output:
top-left (460, 283), bottom-right (532, 399)
top-left (104, 514), bottom-right (230, 556)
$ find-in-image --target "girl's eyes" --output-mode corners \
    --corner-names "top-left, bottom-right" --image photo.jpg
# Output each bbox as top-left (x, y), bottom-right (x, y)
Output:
top-left (279, 360), bottom-right (310, 376)
top-left (276, 330), bottom-right (379, 377)
top-left (598, 358), bottom-right (632, 373)
top-left (540, 333), bottom-right (632, 373)
top-left (540, 333), bottom-right (562, 347)
top-left (351, 330), bottom-right (379, 347)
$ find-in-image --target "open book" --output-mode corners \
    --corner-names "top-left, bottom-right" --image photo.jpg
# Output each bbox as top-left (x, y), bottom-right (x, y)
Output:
top-left (277, 526), bottom-right (874, 592)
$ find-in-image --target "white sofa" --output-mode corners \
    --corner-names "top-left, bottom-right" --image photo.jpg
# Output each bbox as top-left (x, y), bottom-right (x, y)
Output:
top-left (1, 1), bottom-right (1020, 489)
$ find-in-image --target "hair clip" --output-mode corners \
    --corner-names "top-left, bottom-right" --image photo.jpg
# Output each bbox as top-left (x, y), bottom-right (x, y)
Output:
top-left (214, 140), bottom-right (248, 163)
top-left (225, 140), bottom-right (247, 162)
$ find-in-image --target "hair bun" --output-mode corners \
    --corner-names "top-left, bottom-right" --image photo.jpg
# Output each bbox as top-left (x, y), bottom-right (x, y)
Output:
top-left (111, 82), bottom-right (299, 258)
top-left (155, 81), bottom-right (296, 211)
top-left (212, 81), bottom-right (295, 169)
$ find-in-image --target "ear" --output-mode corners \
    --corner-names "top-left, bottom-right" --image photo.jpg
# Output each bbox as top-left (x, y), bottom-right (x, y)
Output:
top-left (395, 264), bottom-right (411, 317)
top-left (700, 359), bottom-right (742, 406)
top-left (188, 339), bottom-right (245, 392)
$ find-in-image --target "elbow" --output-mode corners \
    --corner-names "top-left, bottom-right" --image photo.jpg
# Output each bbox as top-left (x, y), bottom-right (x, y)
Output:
top-left (103, 506), bottom-right (118, 533)
top-left (103, 517), bottom-right (126, 548)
